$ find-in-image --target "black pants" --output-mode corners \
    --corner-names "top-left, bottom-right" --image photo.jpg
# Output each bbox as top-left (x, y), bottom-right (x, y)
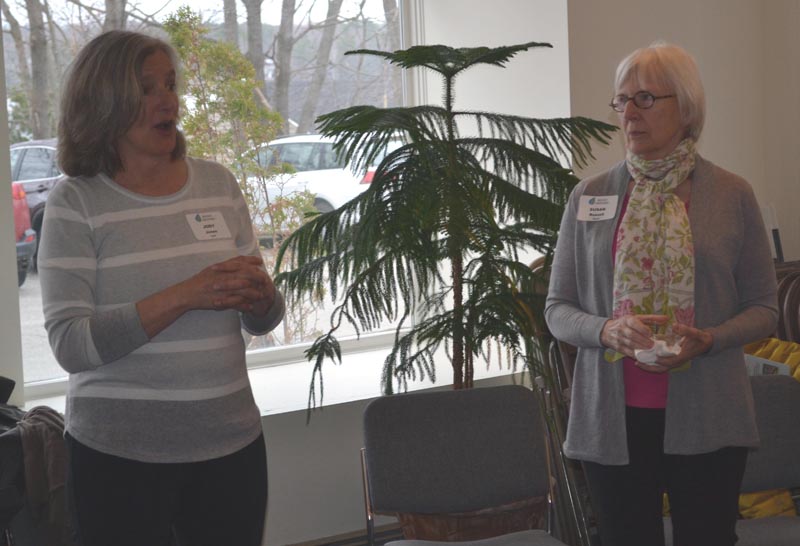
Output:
top-left (582, 406), bottom-right (747, 546)
top-left (65, 432), bottom-right (268, 546)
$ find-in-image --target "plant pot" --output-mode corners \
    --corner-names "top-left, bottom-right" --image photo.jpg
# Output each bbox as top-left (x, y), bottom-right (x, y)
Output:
top-left (396, 496), bottom-right (548, 541)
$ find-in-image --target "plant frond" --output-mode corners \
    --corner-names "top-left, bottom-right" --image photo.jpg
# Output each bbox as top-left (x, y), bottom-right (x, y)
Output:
top-left (316, 105), bottom-right (460, 174)
top-left (345, 41), bottom-right (552, 78)
top-left (458, 137), bottom-right (576, 189)
top-left (382, 311), bottom-right (461, 393)
top-left (459, 111), bottom-right (618, 169)
top-left (305, 333), bottom-right (342, 414)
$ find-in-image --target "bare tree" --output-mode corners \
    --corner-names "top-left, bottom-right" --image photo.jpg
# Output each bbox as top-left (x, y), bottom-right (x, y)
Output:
top-left (1, 1), bottom-right (33, 95)
top-left (271, 0), bottom-right (332, 133)
top-left (272, 0), bottom-right (296, 133)
top-left (241, 0), bottom-right (266, 91)
top-left (25, 0), bottom-right (52, 138)
top-left (64, 0), bottom-right (104, 28)
top-left (2, 0), bottom-right (36, 139)
top-left (382, 0), bottom-right (401, 105)
top-left (295, 0), bottom-right (344, 133)
top-left (223, 0), bottom-right (238, 45)
top-left (270, 1), bottom-right (398, 134)
top-left (103, 0), bottom-right (127, 30)
top-left (382, 0), bottom-right (399, 50)
top-left (43, 0), bottom-right (71, 135)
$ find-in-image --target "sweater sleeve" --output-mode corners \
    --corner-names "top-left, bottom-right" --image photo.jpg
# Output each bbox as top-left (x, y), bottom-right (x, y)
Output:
top-left (545, 181), bottom-right (611, 348)
top-left (705, 183), bottom-right (778, 355)
top-left (38, 182), bottom-right (149, 373)
top-left (242, 290), bottom-right (286, 335)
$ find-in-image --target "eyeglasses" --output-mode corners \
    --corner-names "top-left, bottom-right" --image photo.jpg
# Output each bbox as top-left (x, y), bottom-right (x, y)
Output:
top-left (609, 91), bottom-right (675, 112)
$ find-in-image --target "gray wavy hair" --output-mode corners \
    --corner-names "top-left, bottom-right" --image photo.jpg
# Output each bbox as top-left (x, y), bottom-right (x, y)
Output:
top-left (58, 30), bottom-right (186, 177)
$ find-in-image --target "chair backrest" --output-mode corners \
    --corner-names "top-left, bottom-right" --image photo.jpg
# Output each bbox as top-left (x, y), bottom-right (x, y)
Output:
top-left (741, 375), bottom-right (800, 493)
top-left (362, 384), bottom-right (548, 514)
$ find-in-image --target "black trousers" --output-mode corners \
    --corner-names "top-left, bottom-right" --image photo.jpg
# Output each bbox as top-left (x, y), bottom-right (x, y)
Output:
top-left (65, 432), bottom-right (268, 546)
top-left (582, 406), bottom-right (747, 546)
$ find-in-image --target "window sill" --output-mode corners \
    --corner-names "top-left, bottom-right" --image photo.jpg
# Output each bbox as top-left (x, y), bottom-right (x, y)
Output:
top-left (24, 341), bottom-right (519, 416)
top-left (24, 334), bottom-right (512, 416)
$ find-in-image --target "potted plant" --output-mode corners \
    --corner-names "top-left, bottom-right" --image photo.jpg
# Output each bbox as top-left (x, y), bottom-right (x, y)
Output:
top-left (274, 41), bottom-right (616, 400)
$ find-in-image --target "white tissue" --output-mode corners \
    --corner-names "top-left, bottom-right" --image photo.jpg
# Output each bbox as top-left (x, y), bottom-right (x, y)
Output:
top-left (634, 338), bottom-right (682, 364)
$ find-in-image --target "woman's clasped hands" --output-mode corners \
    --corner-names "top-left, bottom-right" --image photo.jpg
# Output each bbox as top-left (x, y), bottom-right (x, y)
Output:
top-left (600, 314), bottom-right (713, 373)
top-left (191, 255), bottom-right (276, 315)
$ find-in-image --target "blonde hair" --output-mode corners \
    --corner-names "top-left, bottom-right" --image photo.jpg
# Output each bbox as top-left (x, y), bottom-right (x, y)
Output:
top-left (614, 42), bottom-right (706, 141)
top-left (58, 30), bottom-right (186, 177)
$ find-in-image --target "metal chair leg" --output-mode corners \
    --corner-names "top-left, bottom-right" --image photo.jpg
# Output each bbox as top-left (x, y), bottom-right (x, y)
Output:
top-left (361, 448), bottom-right (376, 546)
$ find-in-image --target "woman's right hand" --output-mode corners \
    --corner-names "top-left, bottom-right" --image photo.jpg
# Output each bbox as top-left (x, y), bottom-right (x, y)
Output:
top-left (137, 255), bottom-right (270, 339)
top-left (600, 314), bottom-right (669, 359)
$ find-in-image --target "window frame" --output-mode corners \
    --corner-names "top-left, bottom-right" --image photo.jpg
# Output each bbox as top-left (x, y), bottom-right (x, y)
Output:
top-left (1, 0), bottom-right (425, 407)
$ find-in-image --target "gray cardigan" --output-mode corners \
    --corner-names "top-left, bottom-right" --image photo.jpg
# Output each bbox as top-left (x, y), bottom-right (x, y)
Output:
top-left (545, 156), bottom-right (778, 465)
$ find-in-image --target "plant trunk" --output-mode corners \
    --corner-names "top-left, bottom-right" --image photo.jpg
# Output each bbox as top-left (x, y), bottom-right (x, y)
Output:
top-left (443, 74), bottom-right (468, 389)
top-left (451, 253), bottom-right (464, 389)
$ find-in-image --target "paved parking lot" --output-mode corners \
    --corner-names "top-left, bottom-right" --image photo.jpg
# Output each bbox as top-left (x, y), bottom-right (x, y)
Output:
top-left (18, 271), bottom-right (63, 383)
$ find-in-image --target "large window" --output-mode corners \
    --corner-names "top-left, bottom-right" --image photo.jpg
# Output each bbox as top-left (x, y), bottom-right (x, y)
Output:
top-left (4, 0), bottom-right (405, 391)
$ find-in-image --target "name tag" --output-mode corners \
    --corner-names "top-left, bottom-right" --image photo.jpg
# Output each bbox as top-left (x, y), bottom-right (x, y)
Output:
top-left (186, 211), bottom-right (232, 240)
top-left (577, 195), bottom-right (619, 221)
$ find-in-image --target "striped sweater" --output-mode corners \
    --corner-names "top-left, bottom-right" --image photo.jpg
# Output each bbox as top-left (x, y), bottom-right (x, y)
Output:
top-left (39, 157), bottom-right (284, 463)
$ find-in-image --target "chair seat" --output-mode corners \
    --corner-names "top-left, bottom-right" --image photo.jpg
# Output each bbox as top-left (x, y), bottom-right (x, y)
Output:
top-left (664, 515), bottom-right (800, 546)
top-left (386, 529), bottom-right (568, 546)
top-left (736, 516), bottom-right (800, 546)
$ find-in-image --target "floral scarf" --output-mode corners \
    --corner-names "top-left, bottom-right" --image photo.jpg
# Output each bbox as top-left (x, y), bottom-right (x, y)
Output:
top-left (606, 138), bottom-right (696, 365)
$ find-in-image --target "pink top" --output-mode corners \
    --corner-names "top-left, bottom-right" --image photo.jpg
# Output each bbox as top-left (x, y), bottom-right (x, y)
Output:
top-left (613, 192), bottom-right (688, 408)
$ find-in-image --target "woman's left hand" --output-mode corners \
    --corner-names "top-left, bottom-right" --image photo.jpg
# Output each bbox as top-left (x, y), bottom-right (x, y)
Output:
top-left (636, 323), bottom-right (714, 373)
top-left (209, 256), bottom-right (276, 315)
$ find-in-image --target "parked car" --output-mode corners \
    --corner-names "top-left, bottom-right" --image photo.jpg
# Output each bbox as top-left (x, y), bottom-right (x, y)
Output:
top-left (9, 138), bottom-right (61, 268)
top-left (11, 181), bottom-right (36, 287)
top-left (254, 134), bottom-right (402, 213)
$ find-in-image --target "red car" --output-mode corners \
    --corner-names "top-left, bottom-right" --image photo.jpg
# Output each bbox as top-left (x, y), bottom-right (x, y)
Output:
top-left (10, 138), bottom-right (60, 269)
top-left (12, 181), bottom-right (36, 286)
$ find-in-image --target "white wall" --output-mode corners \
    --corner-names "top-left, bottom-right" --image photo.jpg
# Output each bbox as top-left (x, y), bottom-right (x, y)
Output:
top-left (568, 0), bottom-right (800, 261)
top-left (762, 1), bottom-right (800, 261)
top-left (261, 374), bottom-right (525, 546)
top-left (262, 396), bottom-right (377, 545)
top-left (416, 0), bottom-right (570, 119)
top-left (568, 0), bottom-right (765, 180)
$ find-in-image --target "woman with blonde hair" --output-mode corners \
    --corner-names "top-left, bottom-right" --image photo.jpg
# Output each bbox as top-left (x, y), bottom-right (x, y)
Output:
top-left (546, 42), bottom-right (777, 546)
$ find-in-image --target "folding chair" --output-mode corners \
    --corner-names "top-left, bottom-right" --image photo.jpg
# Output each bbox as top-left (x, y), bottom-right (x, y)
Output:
top-left (361, 385), bottom-right (570, 546)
